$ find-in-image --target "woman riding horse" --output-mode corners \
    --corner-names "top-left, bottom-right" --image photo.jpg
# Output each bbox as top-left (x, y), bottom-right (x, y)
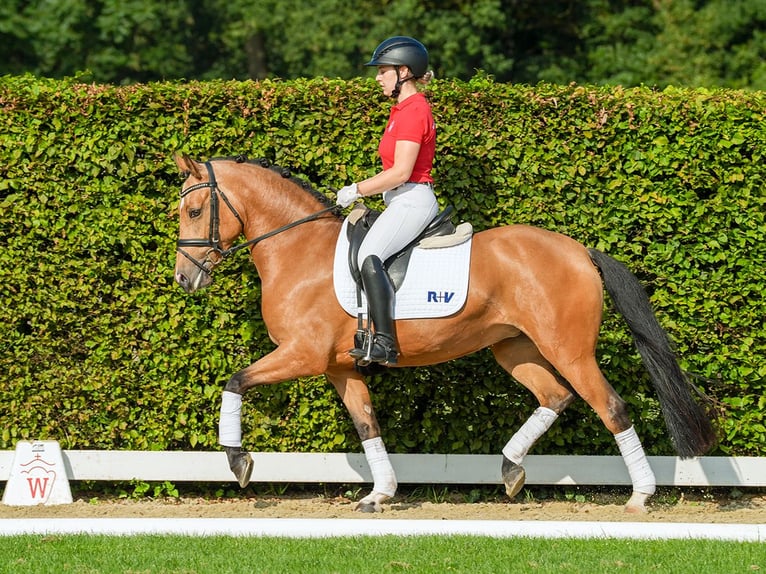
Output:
top-left (336, 36), bottom-right (439, 366)
top-left (174, 153), bottom-right (716, 513)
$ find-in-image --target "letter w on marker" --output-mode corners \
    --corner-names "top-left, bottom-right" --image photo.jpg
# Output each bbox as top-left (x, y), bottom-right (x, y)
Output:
top-left (26, 477), bottom-right (50, 498)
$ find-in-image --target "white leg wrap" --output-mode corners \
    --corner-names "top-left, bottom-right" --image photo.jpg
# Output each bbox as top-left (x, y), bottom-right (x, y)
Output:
top-left (502, 407), bottom-right (558, 464)
top-left (219, 391), bottom-right (243, 448)
top-left (615, 426), bottom-right (656, 495)
top-left (362, 437), bottom-right (397, 497)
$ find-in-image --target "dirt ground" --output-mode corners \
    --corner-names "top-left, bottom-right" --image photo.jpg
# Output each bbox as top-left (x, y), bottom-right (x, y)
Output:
top-left (2, 487), bottom-right (765, 523)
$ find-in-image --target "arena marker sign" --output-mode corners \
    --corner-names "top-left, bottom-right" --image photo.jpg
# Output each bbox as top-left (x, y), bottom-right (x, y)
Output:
top-left (2, 440), bottom-right (72, 506)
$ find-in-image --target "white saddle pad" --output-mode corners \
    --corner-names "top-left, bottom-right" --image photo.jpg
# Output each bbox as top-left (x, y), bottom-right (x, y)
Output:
top-left (333, 219), bottom-right (472, 319)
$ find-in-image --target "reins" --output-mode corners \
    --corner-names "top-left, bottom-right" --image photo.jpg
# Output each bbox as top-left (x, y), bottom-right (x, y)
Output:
top-left (226, 205), bottom-right (339, 256)
top-left (176, 161), bottom-right (339, 276)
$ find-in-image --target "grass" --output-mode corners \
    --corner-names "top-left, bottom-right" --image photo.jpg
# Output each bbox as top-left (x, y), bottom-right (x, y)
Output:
top-left (2, 485), bottom-right (763, 573)
top-left (1, 534), bottom-right (763, 574)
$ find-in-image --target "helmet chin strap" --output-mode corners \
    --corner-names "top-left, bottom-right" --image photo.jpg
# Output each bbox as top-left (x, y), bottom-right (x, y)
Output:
top-left (390, 65), bottom-right (414, 99)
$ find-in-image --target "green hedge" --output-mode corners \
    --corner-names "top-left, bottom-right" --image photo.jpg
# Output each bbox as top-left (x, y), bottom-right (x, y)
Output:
top-left (1, 75), bottom-right (764, 458)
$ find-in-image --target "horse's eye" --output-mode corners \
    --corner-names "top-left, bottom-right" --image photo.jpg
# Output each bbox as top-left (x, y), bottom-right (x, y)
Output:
top-left (189, 208), bottom-right (202, 218)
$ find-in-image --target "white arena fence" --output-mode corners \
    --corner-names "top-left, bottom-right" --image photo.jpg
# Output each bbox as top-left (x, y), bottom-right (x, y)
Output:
top-left (1, 451), bottom-right (764, 487)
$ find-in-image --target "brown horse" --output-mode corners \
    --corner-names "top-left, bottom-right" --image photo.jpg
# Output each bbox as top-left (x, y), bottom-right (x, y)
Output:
top-left (173, 155), bottom-right (716, 513)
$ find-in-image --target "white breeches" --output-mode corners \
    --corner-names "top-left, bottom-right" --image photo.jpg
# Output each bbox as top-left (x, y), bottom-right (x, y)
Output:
top-left (356, 183), bottom-right (438, 267)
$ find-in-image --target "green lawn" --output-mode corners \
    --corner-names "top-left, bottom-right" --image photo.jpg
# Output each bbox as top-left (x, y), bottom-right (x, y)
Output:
top-left (1, 534), bottom-right (763, 574)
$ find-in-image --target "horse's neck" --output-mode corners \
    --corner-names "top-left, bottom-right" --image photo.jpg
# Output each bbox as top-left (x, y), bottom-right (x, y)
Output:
top-left (248, 216), bottom-right (340, 293)
top-left (237, 171), bottom-right (340, 279)
top-left (232, 165), bottom-right (322, 236)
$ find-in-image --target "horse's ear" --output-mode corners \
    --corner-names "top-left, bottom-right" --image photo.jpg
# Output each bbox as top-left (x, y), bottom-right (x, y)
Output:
top-left (173, 153), bottom-right (202, 179)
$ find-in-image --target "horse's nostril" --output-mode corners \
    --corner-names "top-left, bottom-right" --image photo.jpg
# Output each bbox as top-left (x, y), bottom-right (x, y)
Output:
top-left (175, 272), bottom-right (188, 286)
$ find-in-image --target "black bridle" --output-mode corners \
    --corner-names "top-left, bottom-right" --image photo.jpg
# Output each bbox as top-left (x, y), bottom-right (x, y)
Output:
top-left (176, 161), bottom-right (338, 276)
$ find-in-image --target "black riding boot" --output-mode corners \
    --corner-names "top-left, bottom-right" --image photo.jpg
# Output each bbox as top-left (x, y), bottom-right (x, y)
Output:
top-left (352, 255), bottom-right (399, 365)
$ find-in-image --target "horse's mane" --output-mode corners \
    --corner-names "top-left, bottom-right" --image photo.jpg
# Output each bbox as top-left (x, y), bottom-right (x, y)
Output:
top-left (210, 155), bottom-right (337, 211)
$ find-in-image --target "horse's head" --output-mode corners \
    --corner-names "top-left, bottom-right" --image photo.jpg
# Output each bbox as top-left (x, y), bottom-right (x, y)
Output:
top-left (173, 155), bottom-right (245, 293)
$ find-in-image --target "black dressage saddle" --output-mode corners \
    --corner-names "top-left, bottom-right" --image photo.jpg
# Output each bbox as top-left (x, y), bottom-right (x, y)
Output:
top-left (345, 205), bottom-right (456, 290)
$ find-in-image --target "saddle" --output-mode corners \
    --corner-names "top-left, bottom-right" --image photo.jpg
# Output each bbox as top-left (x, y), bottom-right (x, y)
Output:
top-left (345, 204), bottom-right (470, 290)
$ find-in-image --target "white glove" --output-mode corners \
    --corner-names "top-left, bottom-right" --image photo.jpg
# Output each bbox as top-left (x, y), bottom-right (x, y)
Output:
top-left (336, 183), bottom-right (361, 208)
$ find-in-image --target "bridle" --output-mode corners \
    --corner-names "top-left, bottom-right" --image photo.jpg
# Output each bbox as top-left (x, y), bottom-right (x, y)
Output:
top-left (176, 161), bottom-right (338, 276)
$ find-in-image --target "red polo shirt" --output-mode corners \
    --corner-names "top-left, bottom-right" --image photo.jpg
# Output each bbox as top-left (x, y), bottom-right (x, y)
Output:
top-left (378, 92), bottom-right (435, 184)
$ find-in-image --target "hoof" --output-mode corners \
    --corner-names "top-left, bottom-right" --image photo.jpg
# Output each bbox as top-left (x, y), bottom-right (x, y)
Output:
top-left (624, 491), bottom-right (651, 514)
top-left (355, 500), bottom-right (381, 513)
top-left (501, 456), bottom-right (526, 499)
top-left (354, 491), bottom-right (389, 513)
top-left (225, 446), bottom-right (254, 488)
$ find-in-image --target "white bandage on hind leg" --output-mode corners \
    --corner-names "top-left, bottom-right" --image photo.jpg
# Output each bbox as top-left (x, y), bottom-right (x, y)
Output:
top-left (362, 437), bottom-right (398, 497)
top-left (615, 425), bottom-right (656, 495)
top-left (219, 391), bottom-right (243, 447)
top-left (502, 407), bottom-right (558, 465)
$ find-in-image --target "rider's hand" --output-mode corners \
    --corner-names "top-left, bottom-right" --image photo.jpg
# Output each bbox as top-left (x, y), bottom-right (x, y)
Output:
top-left (336, 183), bottom-right (361, 208)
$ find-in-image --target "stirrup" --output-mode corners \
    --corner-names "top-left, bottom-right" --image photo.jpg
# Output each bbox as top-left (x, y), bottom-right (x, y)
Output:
top-left (348, 331), bottom-right (397, 365)
top-left (349, 329), bottom-right (372, 365)
top-left (368, 333), bottom-right (398, 365)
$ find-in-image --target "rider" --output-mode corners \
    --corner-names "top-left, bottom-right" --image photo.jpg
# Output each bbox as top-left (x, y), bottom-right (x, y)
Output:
top-left (336, 36), bottom-right (439, 365)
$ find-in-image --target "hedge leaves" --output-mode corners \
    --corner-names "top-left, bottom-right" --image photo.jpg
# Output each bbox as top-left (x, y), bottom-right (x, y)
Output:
top-left (1, 75), bottom-right (764, 456)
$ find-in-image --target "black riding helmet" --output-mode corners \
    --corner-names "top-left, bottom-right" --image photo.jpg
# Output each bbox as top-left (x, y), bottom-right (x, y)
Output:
top-left (365, 36), bottom-right (429, 78)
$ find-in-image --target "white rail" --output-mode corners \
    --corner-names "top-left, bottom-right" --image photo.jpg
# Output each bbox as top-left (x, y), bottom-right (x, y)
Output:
top-left (1, 451), bottom-right (763, 487)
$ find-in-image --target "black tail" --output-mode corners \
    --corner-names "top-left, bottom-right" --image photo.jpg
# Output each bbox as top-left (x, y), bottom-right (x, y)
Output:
top-left (588, 248), bottom-right (717, 457)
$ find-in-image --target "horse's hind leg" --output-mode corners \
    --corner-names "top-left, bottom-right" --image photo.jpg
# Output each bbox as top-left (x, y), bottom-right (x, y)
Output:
top-left (491, 336), bottom-right (576, 499)
top-left (495, 336), bottom-right (655, 512)
top-left (554, 356), bottom-right (656, 513)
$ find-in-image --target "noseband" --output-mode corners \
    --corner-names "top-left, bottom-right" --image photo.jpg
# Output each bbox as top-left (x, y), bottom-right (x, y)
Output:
top-left (176, 161), bottom-right (338, 277)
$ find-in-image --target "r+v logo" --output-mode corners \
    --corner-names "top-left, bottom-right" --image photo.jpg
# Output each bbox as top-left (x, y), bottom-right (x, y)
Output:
top-left (427, 291), bottom-right (455, 303)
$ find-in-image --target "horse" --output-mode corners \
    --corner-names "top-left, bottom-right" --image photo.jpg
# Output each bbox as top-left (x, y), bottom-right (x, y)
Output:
top-left (173, 154), bottom-right (716, 513)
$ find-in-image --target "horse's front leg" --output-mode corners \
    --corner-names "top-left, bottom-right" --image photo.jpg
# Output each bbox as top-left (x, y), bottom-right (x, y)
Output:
top-left (217, 347), bottom-right (328, 488)
top-left (219, 388), bottom-right (253, 488)
top-left (327, 370), bottom-right (397, 513)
